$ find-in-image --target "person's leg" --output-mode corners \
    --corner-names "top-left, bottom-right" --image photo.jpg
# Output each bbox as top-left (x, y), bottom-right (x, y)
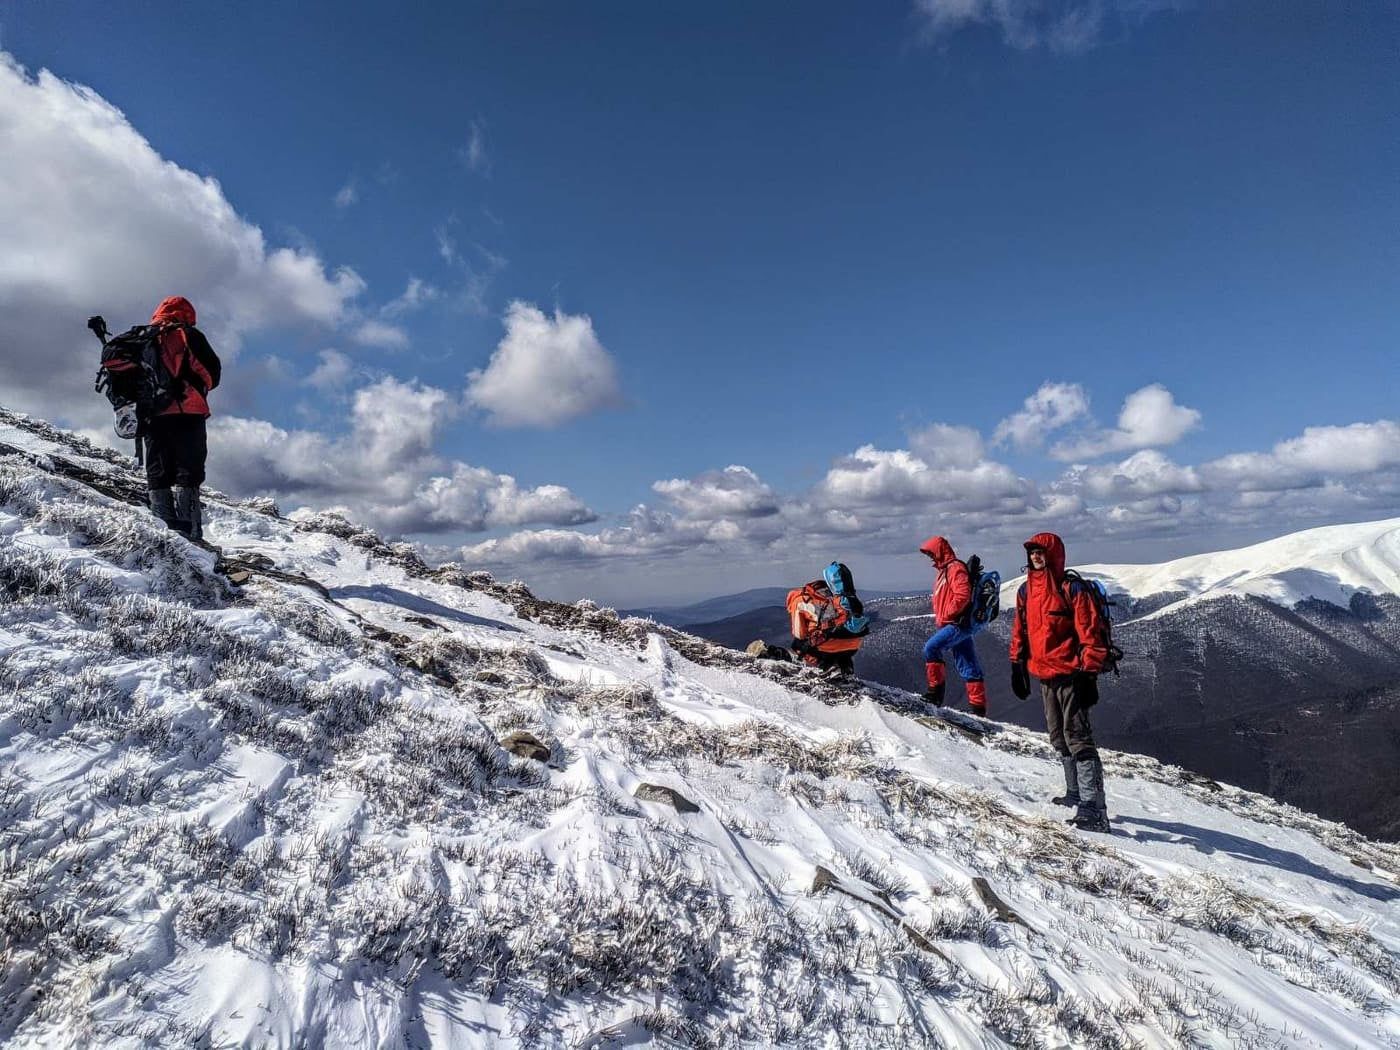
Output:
top-left (1064, 677), bottom-right (1108, 830)
top-left (949, 634), bottom-right (986, 715)
top-left (144, 419), bottom-right (179, 531)
top-left (1042, 677), bottom-right (1078, 805)
top-left (922, 624), bottom-right (959, 706)
top-left (171, 417), bottom-right (208, 540)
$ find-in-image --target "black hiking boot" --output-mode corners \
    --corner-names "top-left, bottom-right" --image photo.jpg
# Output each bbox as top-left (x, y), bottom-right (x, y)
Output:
top-left (1068, 808), bottom-right (1112, 833)
top-left (922, 683), bottom-right (946, 708)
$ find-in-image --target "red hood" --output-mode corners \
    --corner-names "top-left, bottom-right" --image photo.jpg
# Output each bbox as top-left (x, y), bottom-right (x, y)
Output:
top-left (919, 536), bottom-right (957, 567)
top-left (1024, 531), bottom-right (1066, 582)
top-left (151, 296), bottom-right (196, 326)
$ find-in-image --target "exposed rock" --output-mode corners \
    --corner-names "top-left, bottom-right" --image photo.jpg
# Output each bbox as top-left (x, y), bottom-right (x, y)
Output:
top-left (971, 876), bottom-right (1029, 928)
top-left (810, 864), bottom-right (949, 959)
top-left (633, 783), bottom-right (700, 813)
top-left (501, 731), bottom-right (551, 763)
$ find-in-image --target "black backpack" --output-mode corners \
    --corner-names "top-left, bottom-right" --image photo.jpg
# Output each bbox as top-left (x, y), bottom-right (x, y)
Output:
top-left (91, 318), bottom-right (180, 428)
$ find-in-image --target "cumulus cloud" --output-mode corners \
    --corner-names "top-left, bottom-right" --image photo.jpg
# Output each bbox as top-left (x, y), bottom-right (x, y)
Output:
top-left (1201, 421), bottom-right (1400, 493)
top-left (992, 382), bottom-right (1091, 449)
top-left (815, 441), bottom-right (1030, 515)
top-left (210, 376), bottom-right (595, 535)
top-left (1052, 384), bottom-right (1201, 461)
top-left (467, 301), bottom-right (623, 427)
top-left (1064, 449), bottom-right (1203, 500)
top-left (914, 0), bottom-right (1185, 54)
top-left (0, 53), bottom-right (365, 426)
top-left (652, 466), bottom-right (780, 520)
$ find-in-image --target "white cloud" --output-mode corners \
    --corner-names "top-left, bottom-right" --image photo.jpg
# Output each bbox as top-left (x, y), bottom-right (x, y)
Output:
top-left (460, 118), bottom-right (489, 175)
top-left (814, 442), bottom-right (1030, 514)
top-left (305, 349), bottom-right (355, 392)
top-left (210, 376), bottom-right (595, 536)
top-left (1066, 449), bottom-right (1203, 500)
top-left (466, 301), bottom-right (623, 428)
top-left (914, 0), bottom-right (1184, 54)
top-left (992, 382), bottom-right (1091, 449)
top-left (351, 319), bottom-right (411, 350)
top-left (1052, 383), bottom-right (1201, 461)
top-left (1201, 421), bottom-right (1400, 493)
top-left (382, 277), bottom-right (440, 318)
top-left (333, 179), bottom-right (358, 210)
top-left (0, 53), bottom-right (365, 426)
top-left (652, 466), bottom-right (779, 520)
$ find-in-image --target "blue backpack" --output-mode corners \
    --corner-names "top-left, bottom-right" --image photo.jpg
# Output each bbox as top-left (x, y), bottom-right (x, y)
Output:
top-left (822, 561), bottom-right (870, 636)
top-left (965, 555), bottom-right (1002, 626)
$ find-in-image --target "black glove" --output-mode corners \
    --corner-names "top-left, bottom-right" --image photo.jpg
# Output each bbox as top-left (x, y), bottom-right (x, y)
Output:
top-left (791, 636), bottom-right (812, 656)
top-left (1010, 661), bottom-right (1031, 700)
top-left (1075, 671), bottom-right (1100, 706)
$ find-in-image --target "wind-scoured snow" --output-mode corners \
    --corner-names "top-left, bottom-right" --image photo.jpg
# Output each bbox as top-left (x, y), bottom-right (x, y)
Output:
top-left (1, 408), bottom-right (1399, 1049)
top-left (1000, 519), bottom-right (1400, 622)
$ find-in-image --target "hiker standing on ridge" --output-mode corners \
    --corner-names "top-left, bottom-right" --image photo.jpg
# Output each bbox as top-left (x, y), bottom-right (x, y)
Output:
top-left (1010, 532), bottom-right (1115, 833)
top-left (918, 536), bottom-right (988, 716)
top-left (140, 297), bottom-right (220, 541)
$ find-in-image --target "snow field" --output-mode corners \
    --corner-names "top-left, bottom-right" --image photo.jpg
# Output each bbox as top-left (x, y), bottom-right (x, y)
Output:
top-left (0, 410), bottom-right (1398, 1048)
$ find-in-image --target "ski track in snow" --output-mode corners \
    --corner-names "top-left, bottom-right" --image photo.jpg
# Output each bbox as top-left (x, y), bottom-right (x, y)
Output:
top-left (1, 408), bottom-right (1398, 1049)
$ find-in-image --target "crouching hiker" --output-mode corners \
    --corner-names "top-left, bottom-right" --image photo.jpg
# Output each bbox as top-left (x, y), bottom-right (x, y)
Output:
top-left (918, 537), bottom-right (1002, 716)
top-left (1010, 532), bottom-right (1118, 833)
top-left (786, 562), bottom-right (871, 677)
top-left (92, 296), bottom-right (221, 542)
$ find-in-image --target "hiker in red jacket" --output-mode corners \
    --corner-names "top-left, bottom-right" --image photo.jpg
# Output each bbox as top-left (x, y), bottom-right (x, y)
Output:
top-left (918, 536), bottom-right (987, 715)
top-left (144, 297), bottom-right (221, 541)
top-left (1010, 532), bottom-right (1113, 832)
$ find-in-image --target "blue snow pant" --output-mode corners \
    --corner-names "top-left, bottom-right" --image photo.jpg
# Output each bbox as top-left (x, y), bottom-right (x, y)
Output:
top-left (922, 623), bottom-right (985, 684)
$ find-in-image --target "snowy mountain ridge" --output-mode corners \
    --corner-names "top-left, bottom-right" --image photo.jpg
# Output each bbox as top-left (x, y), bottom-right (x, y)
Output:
top-left (1, 407), bottom-right (1399, 1048)
top-left (997, 518), bottom-right (1400, 622)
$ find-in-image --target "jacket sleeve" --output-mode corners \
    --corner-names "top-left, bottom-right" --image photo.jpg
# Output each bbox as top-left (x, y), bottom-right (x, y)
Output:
top-left (945, 561), bottom-right (972, 620)
top-left (1070, 585), bottom-right (1110, 673)
top-left (1009, 586), bottom-right (1027, 663)
top-left (185, 326), bottom-right (222, 393)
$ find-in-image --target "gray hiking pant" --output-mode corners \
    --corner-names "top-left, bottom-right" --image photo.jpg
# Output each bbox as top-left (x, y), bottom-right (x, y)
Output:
top-left (1041, 674), bottom-right (1097, 760)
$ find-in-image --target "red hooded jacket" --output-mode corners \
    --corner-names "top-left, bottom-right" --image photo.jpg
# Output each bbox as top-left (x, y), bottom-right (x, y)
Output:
top-left (1010, 532), bottom-right (1111, 679)
top-left (919, 536), bottom-right (971, 626)
top-left (151, 296), bottom-right (221, 417)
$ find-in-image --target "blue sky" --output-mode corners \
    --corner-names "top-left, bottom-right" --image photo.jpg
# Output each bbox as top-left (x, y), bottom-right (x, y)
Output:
top-left (1, 1), bottom-right (1397, 604)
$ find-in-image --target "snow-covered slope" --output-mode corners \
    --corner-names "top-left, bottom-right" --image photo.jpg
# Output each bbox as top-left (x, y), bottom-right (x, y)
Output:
top-left (2, 409), bottom-right (1399, 1049)
top-left (1001, 518), bottom-right (1400, 621)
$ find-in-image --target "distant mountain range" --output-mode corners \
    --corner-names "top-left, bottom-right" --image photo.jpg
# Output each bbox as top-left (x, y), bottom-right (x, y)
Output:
top-left (628, 585), bottom-right (912, 628)
top-left (683, 519), bottom-right (1400, 841)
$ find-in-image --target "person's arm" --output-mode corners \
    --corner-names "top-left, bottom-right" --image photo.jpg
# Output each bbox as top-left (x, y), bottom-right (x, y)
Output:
top-left (1009, 586), bottom-right (1027, 663)
top-left (185, 326), bottom-right (221, 392)
top-left (1071, 585), bottom-right (1110, 673)
top-left (945, 561), bottom-right (972, 621)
